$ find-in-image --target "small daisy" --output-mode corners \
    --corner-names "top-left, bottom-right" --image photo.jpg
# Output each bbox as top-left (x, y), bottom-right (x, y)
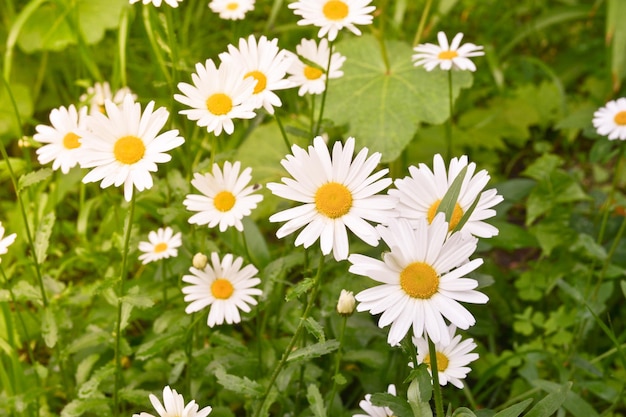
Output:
top-left (182, 253), bottom-right (262, 327)
top-left (286, 38), bottom-right (346, 96)
top-left (288, 0), bottom-right (376, 42)
top-left (592, 98), bottom-right (626, 140)
top-left (175, 58), bottom-right (257, 135)
top-left (128, 0), bottom-right (183, 8)
top-left (80, 95), bottom-right (185, 201)
top-left (0, 222), bottom-right (17, 260)
top-left (389, 154), bottom-right (502, 238)
top-left (219, 35), bottom-right (293, 114)
top-left (132, 385), bottom-right (212, 417)
top-left (79, 81), bottom-right (135, 115)
top-left (413, 325), bottom-right (479, 389)
top-left (209, 0), bottom-right (255, 20)
top-left (33, 104), bottom-right (88, 174)
top-left (183, 161), bottom-right (263, 232)
top-left (412, 32), bottom-right (484, 72)
top-left (349, 216), bottom-right (488, 346)
top-left (138, 227), bottom-right (183, 264)
top-left (354, 384), bottom-right (396, 417)
top-left (267, 136), bottom-right (396, 261)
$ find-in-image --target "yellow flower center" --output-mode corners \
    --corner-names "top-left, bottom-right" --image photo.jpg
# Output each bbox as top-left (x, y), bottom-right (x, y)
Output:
top-left (322, 0), bottom-right (349, 20)
top-left (211, 278), bottom-right (234, 299)
top-left (214, 190), bottom-right (236, 212)
top-left (315, 182), bottom-right (353, 219)
top-left (226, 2), bottom-right (238, 10)
top-left (245, 70), bottom-right (267, 94)
top-left (154, 242), bottom-right (168, 253)
top-left (304, 66), bottom-right (323, 80)
top-left (114, 135), bottom-right (145, 165)
top-left (63, 132), bottom-right (81, 149)
top-left (614, 110), bottom-right (626, 126)
top-left (206, 93), bottom-right (233, 116)
top-left (427, 200), bottom-right (464, 231)
top-left (438, 50), bottom-right (458, 60)
top-left (424, 351), bottom-right (449, 372)
top-left (400, 262), bottom-right (439, 299)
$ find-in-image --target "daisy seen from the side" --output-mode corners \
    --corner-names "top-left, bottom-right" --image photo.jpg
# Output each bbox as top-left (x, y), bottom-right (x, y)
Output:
top-left (267, 136), bottom-right (396, 261)
top-left (182, 253), bottom-right (262, 327)
top-left (389, 154), bottom-right (503, 238)
top-left (412, 32), bottom-right (484, 72)
top-left (80, 95), bottom-right (185, 201)
top-left (33, 104), bottom-right (88, 174)
top-left (132, 385), bottom-right (212, 417)
top-left (592, 97), bottom-right (626, 140)
top-left (138, 227), bottom-right (183, 264)
top-left (175, 59), bottom-right (257, 135)
top-left (209, 0), bottom-right (255, 20)
top-left (288, 0), bottom-right (376, 42)
top-left (353, 384), bottom-right (396, 417)
top-left (349, 216), bottom-right (488, 346)
top-left (0, 222), bottom-right (17, 260)
top-left (413, 324), bottom-right (479, 389)
top-left (183, 161), bottom-right (263, 232)
top-left (128, 0), bottom-right (184, 8)
top-left (219, 35), bottom-right (293, 114)
top-left (286, 38), bottom-right (346, 96)
top-left (79, 81), bottom-right (135, 115)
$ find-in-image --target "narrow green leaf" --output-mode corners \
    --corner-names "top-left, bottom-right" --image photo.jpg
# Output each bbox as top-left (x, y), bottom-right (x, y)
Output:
top-left (34, 212), bottom-right (55, 264)
top-left (287, 340), bottom-right (340, 363)
top-left (533, 379), bottom-right (599, 417)
top-left (306, 384), bottom-right (326, 417)
top-left (524, 382), bottom-right (572, 417)
top-left (371, 393), bottom-right (414, 417)
top-left (621, 280), bottom-right (626, 299)
top-left (215, 368), bottom-right (263, 397)
top-left (303, 317), bottom-right (326, 342)
top-left (41, 308), bottom-right (58, 348)
top-left (437, 166), bottom-right (468, 225)
top-left (493, 398), bottom-right (533, 417)
top-left (75, 354), bottom-right (100, 386)
top-left (608, 0), bottom-right (626, 91)
top-left (17, 168), bottom-right (52, 192)
top-left (451, 190), bottom-right (480, 233)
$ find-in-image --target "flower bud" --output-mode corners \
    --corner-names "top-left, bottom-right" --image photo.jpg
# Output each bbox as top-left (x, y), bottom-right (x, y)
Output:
top-left (336, 289), bottom-right (356, 316)
top-left (192, 253), bottom-right (208, 269)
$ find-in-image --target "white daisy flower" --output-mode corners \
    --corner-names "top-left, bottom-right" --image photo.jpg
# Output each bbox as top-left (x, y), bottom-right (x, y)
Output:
top-left (183, 161), bottom-right (263, 232)
top-left (128, 0), bottom-right (183, 8)
top-left (0, 222), bottom-right (17, 260)
top-left (389, 154), bottom-right (503, 238)
top-left (80, 95), bottom-right (185, 202)
top-left (349, 216), bottom-right (488, 346)
top-left (353, 384), bottom-right (396, 417)
top-left (286, 38), bottom-right (346, 96)
top-left (288, 0), bottom-right (376, 42)
top-left (79, 81), bottom-right (136, 115)
top-left (267, 136), bottom-right (396, 261)
top-left (413, 325), bottom-right (479, 389)
top-left (412, 32), bottom-right (484, 72)
top-left (174, 58), bottom-right (257, 135)
top-left (209, 0), bottom-right (255, 20)
top-left (138, 227), bottom-right (183, 264)
top-left (219, 35), bottom-right (293, 114)
top-left (33, 104), bottom-right (88, 174)
top-left (182, 253), bottom-right (262, 327)
top-left (592, 97), bottom-right (626, 140)
top-left (132, 385), bottom-right (212, 417)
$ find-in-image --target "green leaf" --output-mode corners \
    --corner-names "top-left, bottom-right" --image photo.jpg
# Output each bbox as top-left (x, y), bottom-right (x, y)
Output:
top-left (524, 381), bottom-right (572, 417)
top-left (493, 398), bottom-right (533, 417)
top-left (371, 393), bottom-right (414, 417)
top-left (77, 363), bottom-right (115, 399)
top-left (287, 340), bottom-right (340, 363)
top-left (215, 368), bottom-right (263, 397)
top-left (306, 384), bottom-right (326, 417)
top-left (437, 166), bottom-right (467, 225)
top-left (521, 154), bottom-right (562, 181)
top-left (61, 398), bottom-right (112, 417)
top-left (621, 280), bottom-right (626, 298)
top-left (41, 308), bottom-right (58, 348)
top-left (532, 380), bottom-right (599, 417)
top-left (608, 0), bottom-right (626, 91)
top-left (135, 328), bottom-right (186, 361)
top-left (407, 372), bottom-right (433, 417)
top-left (17, 168), bottom-right (53, 192)
top-left (0, 82), bottom-right (33, 137)
top-left (452, 407), bottom-right (477, 417)
top-left (326, 35), bottom-right (472, 162)
top-left (75, 354), bottom-right (100, 386)
top-left (35, 212), bottom-right (55, 264)
top-left (303, 317), bottom-right (326, 342)
top-left (285, 277), bottom-right (315, 302)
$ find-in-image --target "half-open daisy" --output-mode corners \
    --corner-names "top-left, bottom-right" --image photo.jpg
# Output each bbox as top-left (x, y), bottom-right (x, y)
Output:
top-left (412, 32), bottom-right (484, 72)
top-left (413, 324), bottom-right (479, 389)
top-left (132, 385), bottom-right (212, 417)
top-left (593, 97), bottom-right (626, 140)
top-left (183, 161), bottom-right (263, 232)
top-left (128, 0), bottom-right (184, 8)
top-left (267, 136), bottom-right (396, 261)
top-left (219, 35), bottom-right (293, 114)
top-left (286, 38), bottom-right (346, 96)
top-left (80, 95), bottom-right (185, 201)
top-left (354, 384), bottom-right (396, 417)
top-left (209, 0), bottom-right (255, 20)
top-left (288, 0), bottom-right (376, 41)
top-left (182, 253), bottom-right (262, 327)
top-left (0, 222), bottom-right (17, 260)
top-left (138, 227), bottom-right (183, 264)
top-left (175, 58), bottom-right (257, 135)
top-left (33, 104), bottom-right (88, 174)
top-left (349, 216), bottom-right (488, 346)
top-left (79, 81), bottom-right (135, 115)
top-left (389, 154), bottom-right (502, 238)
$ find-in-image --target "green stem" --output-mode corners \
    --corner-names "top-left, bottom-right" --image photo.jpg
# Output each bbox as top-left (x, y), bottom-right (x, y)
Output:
top-left (309, 94), bottom-right (316, 138)
top-left (597, 145), bottom-right (625, 245)
top-left (445, 70), bottom-right (454, 162)
top-left (327, 315), bottom-right (348, 411)
top-left (314, 41), bottom-right (335, 137)
top-left (596, 215), bottom-right (626, 291)
top-left (210, 133), bottom-right (218, 168)
top-left (413, 0), bottom-right (434, 47)
top-left (117, 6), bottom-right (130, 88)
top-left (428, 337), bottom-right (444, 417)
top-left (274, 112), bottom-right (292, 153)
top-left (164, 6), bottom-right (180, 89)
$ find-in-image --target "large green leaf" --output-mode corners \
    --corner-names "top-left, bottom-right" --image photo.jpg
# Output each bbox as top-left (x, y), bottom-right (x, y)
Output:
top-left (608, 0), bottom-right (626, 91)
top-left (325, 35), bottom-right (472, 162)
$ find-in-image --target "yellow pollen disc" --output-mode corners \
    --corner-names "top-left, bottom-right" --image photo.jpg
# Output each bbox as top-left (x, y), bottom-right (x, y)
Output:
top-left (206, 93), bottom-right (233, 116)
top-left (226, 2), bottom-right (238, 10)
top-left (424, 351), bottom-right (449, 372)
top-left (322, 0), bottom-right (349, 20)
top-left (211, 278), bottom-right (234, 299)
top-left (400, 262), bottom-right (439, 299)
top-left (438, 50), bottom-right (458, 60)
top-left (113, 135), bottom-right (145, 165)
top-left (245, 70), bottom-right (267, 94)
top-left (154, 242), bottom-right (168, 253)
top-left (614, 110), bottom-right (626, 126)
top-left (427, 200), bottom-right (464, 231)
top-left (214, 191), bottom-right (236, 212)
top-left (63, 132), bottom-right (81, 149)
top-left (315, 182), bottom-right (353, 219)
top-left (304, 66), bottom-right (323, 80)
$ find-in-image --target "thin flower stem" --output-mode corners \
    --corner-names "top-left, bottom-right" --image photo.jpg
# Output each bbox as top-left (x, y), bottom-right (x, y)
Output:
top-left (314, 41), bottom-right (335, 137)
top-left (274, 112), bottom-right (292, 153)
top-left (413, 0), bottom-right (434, 47)
top-left (310, 94), bottom-right (316, 138)
top-left (446, 70), bottom-right (454, 162)
top-left (596, 214), bottom-right (626, 292)
top-left (164, 6), bottom-right (180, 87)
top-left (428, 337), bottom-right (444, 417)
top-left (241, 229), bottom-right (253, 263)
top-left (210, 133), bottom-right (218, 168)
top-left (327, 315), bottom-right (348, 411)
top-left (597, 145), bottom-right (625, 245)
top-left (117, 6), bottom-right (129, 88)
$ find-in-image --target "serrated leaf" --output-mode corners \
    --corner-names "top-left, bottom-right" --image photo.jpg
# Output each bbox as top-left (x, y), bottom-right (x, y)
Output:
top-left (521, 154), bottom-right (562, 181)
top-left (34, 212), bottom-right (55, 264)
top-left (287, 340), bottom-right (340, 363)
top-left (77, 363), bottom-right (115, 399)
top-left (371, 393), bottom-right (414, 417)
top-left (135, 328), bottom-right (186, 361)
top-left (75, 354), bottom-right (100, 386)
top-left (306, 384), bottom-right (326, 417)
top-left (61, 398), bottom-right (112, 417)
top-left (41, 308), bottom-right (58, 348)
top-left (215, 368), bottom-right (263, 397)
top-left (17, 168), bottom-right (52, 192)
top-left (285, 277), bottom-right (315, 302)
top-left (524, 381), bottom-right (571, 417)
top-left (493, 398), bottom-right (533, 417)
top-left (303, 317), bottom-right (326, 342)
top-left (210, 332), bottom-right (248, 355)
